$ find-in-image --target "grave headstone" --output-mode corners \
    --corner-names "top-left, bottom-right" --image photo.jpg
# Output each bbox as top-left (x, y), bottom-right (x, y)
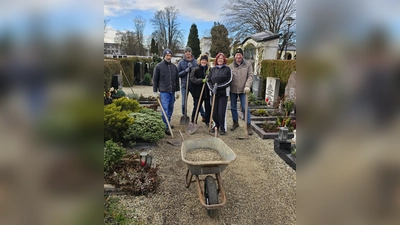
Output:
top-left (265, 77), bottom-right (280, 106)
top-left (284, 71), bottom-right (296, 103)
top-left (252, 74), bottom-right (261, 98)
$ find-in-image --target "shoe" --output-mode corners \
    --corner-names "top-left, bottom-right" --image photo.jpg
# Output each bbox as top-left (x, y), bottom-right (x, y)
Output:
top-left (170, 124), bottom-right (174, 129)
top-left (165, 129), bottom-right (171, 135)
top-left (230, 121), bottom-right (239, 131)
top-left (202, 117), bottom-right (206, 122)
top-left (210, 126), bottom-right (216, 133)
top-left (220, 130), bottom-right (226, 135)
top-left (247, 125), bottom-right (253, 135)
top-left (205, 122), bottom-right (209, 127)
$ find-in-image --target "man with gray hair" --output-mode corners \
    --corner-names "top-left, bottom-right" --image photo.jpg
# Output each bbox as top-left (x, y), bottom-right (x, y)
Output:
top-left (229, 47), bottom-right (253, 135)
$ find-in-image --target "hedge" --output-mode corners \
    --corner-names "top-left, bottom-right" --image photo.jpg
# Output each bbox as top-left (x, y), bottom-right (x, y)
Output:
top-left (259, 60), bottom-right (296, 97)
top-left (104, 60), bottom-right (120, 91)
top-left (104, 57), bottom-right (153, 90)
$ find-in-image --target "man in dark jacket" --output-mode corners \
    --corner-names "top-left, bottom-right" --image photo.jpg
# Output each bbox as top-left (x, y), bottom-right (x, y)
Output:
top-left (153, 48), bottom-right (180, 135)
top-left (177, 47), bottom-right (197, 117)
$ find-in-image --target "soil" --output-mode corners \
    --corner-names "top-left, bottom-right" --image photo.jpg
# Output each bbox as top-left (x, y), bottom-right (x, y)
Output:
top-left (104, 154), bottom-right (159, 195)
top-left (107, 86), bottom-right (296, 225)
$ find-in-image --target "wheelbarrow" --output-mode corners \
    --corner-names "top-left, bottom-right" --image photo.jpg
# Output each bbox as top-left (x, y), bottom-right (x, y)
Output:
top-left (181, 136), bottom-right (236, 217)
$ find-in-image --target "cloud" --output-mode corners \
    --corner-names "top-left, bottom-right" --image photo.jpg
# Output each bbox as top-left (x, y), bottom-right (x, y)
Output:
top-left (104, 25), bottom-right (117, 43)
top-left (104, 0), bottom-right (228, 22)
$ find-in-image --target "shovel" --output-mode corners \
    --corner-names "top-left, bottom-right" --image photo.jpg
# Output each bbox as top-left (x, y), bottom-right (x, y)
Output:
top-left (180, 72), bottom-right (190, 125)
top-left (157, 98), bottom-right (182, 146)
top-left (238, 92), bottom-right (249, 139)
top-left (208, 86), bottom-right (217, 136)
top-left (186, 75), bottom-right (208, 134)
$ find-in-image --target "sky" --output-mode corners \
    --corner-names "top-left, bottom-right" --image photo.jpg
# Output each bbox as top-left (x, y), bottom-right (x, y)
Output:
top-left (104, 0), bottom-right (230, 45)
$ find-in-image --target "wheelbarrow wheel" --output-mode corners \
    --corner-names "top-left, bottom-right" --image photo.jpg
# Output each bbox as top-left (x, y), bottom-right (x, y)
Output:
top-left (204, 175), bottom-right (218, 217)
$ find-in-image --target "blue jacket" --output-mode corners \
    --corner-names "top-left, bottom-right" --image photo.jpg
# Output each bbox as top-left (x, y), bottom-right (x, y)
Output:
top-left (153, 60), bottom-right (180, 92)
top-left (177, 57), bottom-right (197, 89)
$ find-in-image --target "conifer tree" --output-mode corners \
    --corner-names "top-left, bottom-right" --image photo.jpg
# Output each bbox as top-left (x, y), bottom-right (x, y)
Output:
top-left (186, 23), bottom-right (201, 59)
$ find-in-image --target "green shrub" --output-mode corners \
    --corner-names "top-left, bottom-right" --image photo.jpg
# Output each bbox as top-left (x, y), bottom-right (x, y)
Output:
top-left (248, 92), bottom-right (257, 104)
top-left (127, 92), bottom-right (140, 101)
top-left (124, 112), bottom-right (165, 143)
top-left (111, 89), bottom-right (126, 98)
top-left (143, 73), bottom-right (152, 85)
top-left (113, 97), bottom-right (141, 112)
top-left (104, 104), bottom-right (135, 143)
top-left (283, 100), bottom-right (294, 116)
top-left (260, 60), bottom-right (296, 97)
top-left (104, 60), bottom-right (121, 91)
top-left (139, 107), bottom-right (161, 118)
top-left (104, 140), bottom-right (126, 172)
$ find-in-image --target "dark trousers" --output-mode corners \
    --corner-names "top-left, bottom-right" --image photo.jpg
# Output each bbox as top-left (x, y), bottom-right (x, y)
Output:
top-left (191, 97), bottom-right (205, 123)
top-left (212, 95), bottom-right (228, 132)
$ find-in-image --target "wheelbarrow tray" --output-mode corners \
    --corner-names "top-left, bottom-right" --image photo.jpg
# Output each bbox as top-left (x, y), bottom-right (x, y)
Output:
top-left (181, 137), bottom-right (236, 175)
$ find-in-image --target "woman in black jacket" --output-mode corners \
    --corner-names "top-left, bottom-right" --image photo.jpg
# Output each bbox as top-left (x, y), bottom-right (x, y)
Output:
top-left (206, 53), bottom-right (232, 135)
top-left (189, 54), bottom-right (211, 126)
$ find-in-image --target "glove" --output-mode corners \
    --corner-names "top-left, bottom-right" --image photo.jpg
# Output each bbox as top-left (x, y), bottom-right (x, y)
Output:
top-left (153, 92), bottom-right (160, 98)
top-left (202, 78), bottom-right (207, 83)
top-left (244, 87), bottom-right (250, 93)
top-left (188, 62), bottom-right (192, 68)
top-left (185, 67), bottom-right (190, 73)
top-left (212, 85), bottom-right (217, 94)
top-left (175, 91), bottom-right (180, 100)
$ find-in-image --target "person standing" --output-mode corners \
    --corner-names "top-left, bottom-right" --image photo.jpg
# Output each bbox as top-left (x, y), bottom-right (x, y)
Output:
top-left (229, 48), bottom-right (253, 135)
top-left (153, 48), bottom-right (180, 135)
top-left (189, 54), bottom-right (210, 126)
top-left (177, 47), bottom-right (198, 118)
top-left (206, 53), bottom-right (232, 135)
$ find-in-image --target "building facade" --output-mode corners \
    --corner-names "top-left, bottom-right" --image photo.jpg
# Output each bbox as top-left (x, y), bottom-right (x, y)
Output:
top-left (104, 43), bottom-right (122, 55)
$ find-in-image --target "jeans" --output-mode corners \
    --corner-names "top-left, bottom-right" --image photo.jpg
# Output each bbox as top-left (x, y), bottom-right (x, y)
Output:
top-left (160, 92), bottom-right (175, 129)
top-left (230, 92), bottom-right (251, 124)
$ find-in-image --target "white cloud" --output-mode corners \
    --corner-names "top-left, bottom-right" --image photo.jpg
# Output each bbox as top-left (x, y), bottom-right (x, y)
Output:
top-left (104, 25), bottom-right (117, 43)
top-left (104, 0), bottom-right (228, 22)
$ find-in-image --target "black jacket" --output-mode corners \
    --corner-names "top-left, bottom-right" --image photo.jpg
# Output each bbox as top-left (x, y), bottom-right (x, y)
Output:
top-left (206, 65), bottom-right (232, 96)
top-left (189, 65), bottom-right (210, 99)
top-left (153, 60), bottom-right (180, 92)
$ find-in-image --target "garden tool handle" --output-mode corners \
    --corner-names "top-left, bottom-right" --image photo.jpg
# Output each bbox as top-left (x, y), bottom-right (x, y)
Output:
top-left (194, 75), bottom-right (208, 124)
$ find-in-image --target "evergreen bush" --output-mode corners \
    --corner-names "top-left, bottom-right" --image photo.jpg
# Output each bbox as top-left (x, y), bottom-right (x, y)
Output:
top-left (112, 97), bottom-right (141, 112)
top-left (104, 140), bottom-right (126, 172)
top-left (124, 112), bottom-right (165, 143)
top-left (104, 104), bottom-right (135, 143)
top-left (143, 73), bottom-right (152, 85)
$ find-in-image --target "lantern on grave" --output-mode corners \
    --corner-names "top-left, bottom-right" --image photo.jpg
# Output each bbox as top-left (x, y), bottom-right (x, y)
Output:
top-left (278, 126), bottom-right (289, 141)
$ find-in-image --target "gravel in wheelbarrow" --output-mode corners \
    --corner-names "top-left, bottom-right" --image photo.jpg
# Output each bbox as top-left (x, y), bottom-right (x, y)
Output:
top-left (181, 137), bottom-right (236, 175)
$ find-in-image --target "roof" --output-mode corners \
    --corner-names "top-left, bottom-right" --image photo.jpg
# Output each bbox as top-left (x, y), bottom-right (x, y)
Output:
top-left (239, 30), bottom-right (280, 45)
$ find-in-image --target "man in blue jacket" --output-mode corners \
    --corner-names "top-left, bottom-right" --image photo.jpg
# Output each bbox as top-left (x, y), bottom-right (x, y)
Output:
top-left (177, 47), bottom-right (197, 118)
top-left (153, 48), bottom-right (180, 135)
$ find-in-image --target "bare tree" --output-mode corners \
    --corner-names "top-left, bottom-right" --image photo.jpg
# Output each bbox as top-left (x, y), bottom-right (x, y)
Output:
top-left (222, 0), bottom-right (296, 59)
top-left (104, 19), bottom-right (110, 36)
top-left (114, 30), bottom-right (137, 55)
top-left (133, 16), bottom-right (146, 56)
top-left (150, 6), bottom-right (184, 54)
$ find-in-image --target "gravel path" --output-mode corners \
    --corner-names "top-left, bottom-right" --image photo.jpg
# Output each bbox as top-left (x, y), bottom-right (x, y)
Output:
top-left (117, 86), bottom-right (296, 225)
